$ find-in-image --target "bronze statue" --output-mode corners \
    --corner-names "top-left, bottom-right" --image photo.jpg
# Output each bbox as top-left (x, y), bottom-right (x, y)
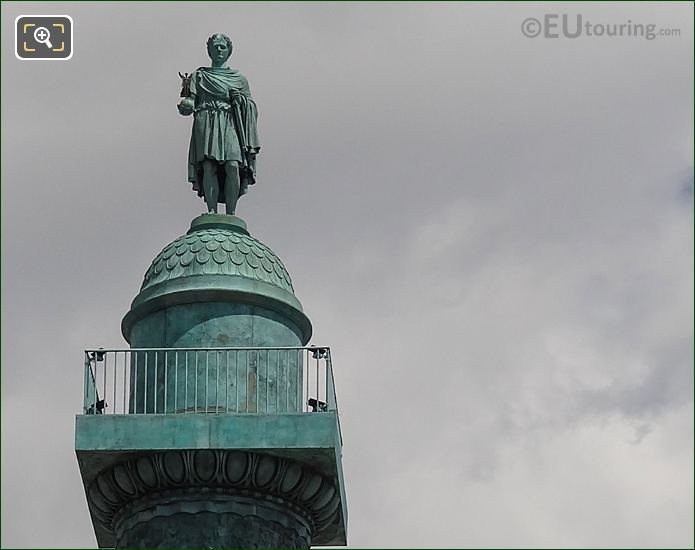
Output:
top-left (178, 34), bottom-right (260, 215)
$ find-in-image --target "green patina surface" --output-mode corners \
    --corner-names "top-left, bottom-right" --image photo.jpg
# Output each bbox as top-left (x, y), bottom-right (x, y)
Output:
top-left (121, 214), bottom-right (312, 346)
top-left (178, 33), bottom-right (261, 215)
top-left (75, 412), bottom-right (347, 546)
top-left (76, 413), bottom-right (342, 473)
top-left (141, 219), bottom-right (294, 296)
top-left (128, 302), bottom-right (304, 347)
top-left (79, 207), bottom-right (344, 547)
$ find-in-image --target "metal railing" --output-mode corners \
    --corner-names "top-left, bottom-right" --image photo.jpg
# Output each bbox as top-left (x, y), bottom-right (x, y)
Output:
top-left (82, 347), bottom-right (339, 423)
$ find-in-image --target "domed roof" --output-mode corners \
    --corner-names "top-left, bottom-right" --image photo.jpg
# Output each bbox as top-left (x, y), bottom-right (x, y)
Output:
top-left (123, 214), bottom-right (311, 345)
top-left (141, 221), bottom-right (295, 295)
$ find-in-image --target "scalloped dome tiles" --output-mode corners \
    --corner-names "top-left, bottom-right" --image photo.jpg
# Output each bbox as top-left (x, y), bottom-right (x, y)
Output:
top-left (141, 228), bottom-right (295, 295)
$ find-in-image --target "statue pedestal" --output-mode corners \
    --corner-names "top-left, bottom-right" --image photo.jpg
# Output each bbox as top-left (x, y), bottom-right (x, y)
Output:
top-left (188, 213), bottom-right (250, 234)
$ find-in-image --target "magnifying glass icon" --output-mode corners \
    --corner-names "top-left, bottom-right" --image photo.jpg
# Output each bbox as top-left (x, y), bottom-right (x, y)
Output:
top-left (33, 27), bottom-right (53, 49)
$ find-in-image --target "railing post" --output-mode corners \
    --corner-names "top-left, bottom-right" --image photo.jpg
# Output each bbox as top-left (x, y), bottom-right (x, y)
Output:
top-left (134, 352), bottom-right (139, 414)
top-left (235, 350), bottom-right (239, 413)
top-left (102, 352), bottom-right (107, 414)
top-left (123, 351), bottom-right (127, 414)
top-left (164, 352), bottom-right (168, 414)
top-left (326, 352), bottom-right (336, 411)
top-left (205, 352), bottom-right (209, 414)
top-left (194, 352), bottom-right (198, 413)
top-left (154, 353), bottom-right (158, 414)
top-left (144, 353), bottom-right (148, 414)
top-left (174, 351), bottom-right (178, 413)
top-left (265, 350), bottom-right (269, 413)
top-left (83, 352), bottom-right (90, 413)
top-left (225, 350), bottom-right (230, 413)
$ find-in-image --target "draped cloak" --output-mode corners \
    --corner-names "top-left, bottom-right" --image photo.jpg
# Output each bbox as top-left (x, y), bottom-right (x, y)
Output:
top-left (186, 67), bottom-right (260, 202)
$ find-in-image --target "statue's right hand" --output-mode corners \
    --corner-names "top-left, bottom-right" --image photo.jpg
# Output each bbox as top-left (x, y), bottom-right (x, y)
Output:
top-left (177, 98), bottom-right (194, 116)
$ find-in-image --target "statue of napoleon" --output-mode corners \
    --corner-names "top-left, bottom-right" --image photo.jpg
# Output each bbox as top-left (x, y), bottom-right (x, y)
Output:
top-left (178, 34), bottom-right (260, 215)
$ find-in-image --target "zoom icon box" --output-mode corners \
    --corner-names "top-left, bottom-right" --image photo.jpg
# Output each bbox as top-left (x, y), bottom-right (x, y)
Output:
top-left (16, 15), bottom-right (73, 60)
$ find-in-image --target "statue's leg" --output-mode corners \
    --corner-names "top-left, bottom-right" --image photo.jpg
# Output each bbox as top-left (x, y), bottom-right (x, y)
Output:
top-left (202, 159), bottom-right (219, 213)
top-left (223, 161), bottom-right (240, 215)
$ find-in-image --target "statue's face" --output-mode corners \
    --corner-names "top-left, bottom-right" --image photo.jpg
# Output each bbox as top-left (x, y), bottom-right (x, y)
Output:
top-left (208, 39), bottom-right (230, 63)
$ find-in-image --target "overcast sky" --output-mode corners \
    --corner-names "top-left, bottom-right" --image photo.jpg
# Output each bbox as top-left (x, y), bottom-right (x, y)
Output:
top-left (1, 2), bottom-right (693, 548)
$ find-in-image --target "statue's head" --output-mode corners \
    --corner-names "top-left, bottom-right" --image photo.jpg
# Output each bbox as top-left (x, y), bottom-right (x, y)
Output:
top-left (206, 33), bottom-right (233, 63)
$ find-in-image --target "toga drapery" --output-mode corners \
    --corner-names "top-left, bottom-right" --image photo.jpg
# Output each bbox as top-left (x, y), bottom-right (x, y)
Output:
top-left (187, 66), bottom-right (260, 202)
